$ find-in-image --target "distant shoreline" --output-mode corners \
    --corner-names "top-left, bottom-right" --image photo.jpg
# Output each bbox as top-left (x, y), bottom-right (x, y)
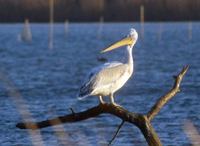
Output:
top-left (0, 21), bottom-right (199, 24)
top-left (0, 0), bottom-right (200, 22)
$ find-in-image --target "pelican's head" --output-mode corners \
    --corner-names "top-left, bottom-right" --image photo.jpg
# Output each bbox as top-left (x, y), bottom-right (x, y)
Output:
top-left (101, 28), bottom-right (138, 53)
top-left (129, 28), bottom-right (138, 42)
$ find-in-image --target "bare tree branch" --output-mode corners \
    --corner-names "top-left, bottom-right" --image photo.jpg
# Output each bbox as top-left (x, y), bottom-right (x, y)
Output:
top-left (147, 65), bottom-right (189, 121)
top-left (16, 104), bottom-right (161, 146)
top-left (16, 66), bottom-right (189, 146)
top-left (108, 120), bottom-right (125, 146)
top-left (16, 104), bottom-right (143, 129)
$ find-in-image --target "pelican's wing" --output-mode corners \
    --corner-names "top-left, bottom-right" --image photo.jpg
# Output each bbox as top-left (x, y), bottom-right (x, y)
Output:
top-left (78, 62), bottom-right (123, 98)
top-left (92, 63), bottom-right (128, 88)
top-left (88, 61), bottom-right (123, 79)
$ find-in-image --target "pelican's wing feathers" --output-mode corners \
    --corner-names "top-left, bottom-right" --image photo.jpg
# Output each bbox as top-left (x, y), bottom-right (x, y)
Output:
top-left (88, 61), bottom-right (123, 79)
top-left (92, 62), bottom-right (128, 87)
top-left (78, 62), bottom-right (126, 98)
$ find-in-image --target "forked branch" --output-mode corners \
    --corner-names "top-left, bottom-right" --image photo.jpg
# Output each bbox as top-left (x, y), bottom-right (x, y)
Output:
top-left (147, 65), bottom-right (189, 121)
top-left (16, 66), bottom-right (189, 146)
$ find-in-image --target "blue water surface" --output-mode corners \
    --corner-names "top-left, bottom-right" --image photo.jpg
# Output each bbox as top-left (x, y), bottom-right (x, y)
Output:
top-left (0, 22), bottom-right (199, 146)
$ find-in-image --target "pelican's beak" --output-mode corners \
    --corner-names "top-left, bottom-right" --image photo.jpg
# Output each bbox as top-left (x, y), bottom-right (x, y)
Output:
top-left (101, 37), bottom-right (133, 53)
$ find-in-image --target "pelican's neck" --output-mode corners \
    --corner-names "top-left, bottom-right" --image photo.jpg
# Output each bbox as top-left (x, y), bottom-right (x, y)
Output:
top-left (126, 45), bottom-right (133, 65)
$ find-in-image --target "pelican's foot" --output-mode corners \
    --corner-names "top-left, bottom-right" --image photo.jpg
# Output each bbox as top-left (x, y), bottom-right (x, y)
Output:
top-left (111, 102), bottom-right (121, 107)
top-left (98, 96), bottom-right (105, 105)
top-left (99, 101), bottom-right (106, 105)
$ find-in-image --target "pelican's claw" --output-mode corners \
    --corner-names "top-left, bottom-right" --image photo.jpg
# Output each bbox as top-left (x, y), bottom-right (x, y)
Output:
top-left (111, 102), bottom-right (122, 107)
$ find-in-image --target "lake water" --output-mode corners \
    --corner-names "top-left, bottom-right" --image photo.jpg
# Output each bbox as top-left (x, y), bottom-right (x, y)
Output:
top-left (0, 22), bottom-right (199, 146)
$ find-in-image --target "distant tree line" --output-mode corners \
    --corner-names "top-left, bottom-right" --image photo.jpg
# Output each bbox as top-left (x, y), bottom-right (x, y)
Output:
top-left (0, 0), bottom-right (199, 22)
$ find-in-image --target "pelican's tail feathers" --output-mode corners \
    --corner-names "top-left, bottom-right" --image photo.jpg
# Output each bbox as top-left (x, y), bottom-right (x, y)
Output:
top-left (77, 94), bottom-right (90, 100)
top-left (77, 87), bottom-right (91, 100)
top-left (78, 82), bottom-right (93, 100)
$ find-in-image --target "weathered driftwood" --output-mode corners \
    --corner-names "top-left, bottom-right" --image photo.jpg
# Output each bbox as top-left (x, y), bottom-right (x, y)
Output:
top-left (16, 65), bottom-right (189, 146)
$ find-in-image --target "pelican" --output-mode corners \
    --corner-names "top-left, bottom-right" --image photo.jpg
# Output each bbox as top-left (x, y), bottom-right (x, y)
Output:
top-left (78, 28), bottom-right (138, 106)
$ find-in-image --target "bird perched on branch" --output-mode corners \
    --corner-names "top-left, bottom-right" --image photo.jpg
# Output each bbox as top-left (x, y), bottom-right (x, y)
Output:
top-left (78, 28), bottom-right (138, 106)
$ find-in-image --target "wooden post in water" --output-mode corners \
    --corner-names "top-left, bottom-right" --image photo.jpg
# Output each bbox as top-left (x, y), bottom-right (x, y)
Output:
top-left (20, 18), bottom-right (32, 43)
top-left (64, 19), bottom-right (69, 39)
top-left (140, 5), bottom-right (145, 40)
top-left (49, 0), bottom-right (54, 49)
top-left (97, 0), bottom-right (105, 39)
top-left (97, 16), bottom-right (104, 39)
top-left (188, 21), bottom-right (192, 41)
top-left (158, 22), bottom-right (163, 42)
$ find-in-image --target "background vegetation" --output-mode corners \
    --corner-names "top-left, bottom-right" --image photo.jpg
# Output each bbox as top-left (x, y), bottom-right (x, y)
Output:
top-left (0, 0), bottom-right (200, 22)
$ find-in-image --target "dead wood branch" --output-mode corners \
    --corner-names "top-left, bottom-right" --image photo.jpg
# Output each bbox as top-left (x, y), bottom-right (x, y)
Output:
top-left (108, 120), bottom-right (125, 146)
top-left (147, 65), bottom-right (189, 121)
top-left (16, 66), bottom-right (189, 146)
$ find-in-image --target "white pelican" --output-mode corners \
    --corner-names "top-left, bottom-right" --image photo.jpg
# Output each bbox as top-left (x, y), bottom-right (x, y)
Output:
top-left (78, 28), bottom-right (138, 106)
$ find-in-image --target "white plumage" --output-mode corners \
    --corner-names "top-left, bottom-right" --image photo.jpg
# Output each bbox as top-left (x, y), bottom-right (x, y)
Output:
top-left (78, 28), bottom-right (138, 105)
